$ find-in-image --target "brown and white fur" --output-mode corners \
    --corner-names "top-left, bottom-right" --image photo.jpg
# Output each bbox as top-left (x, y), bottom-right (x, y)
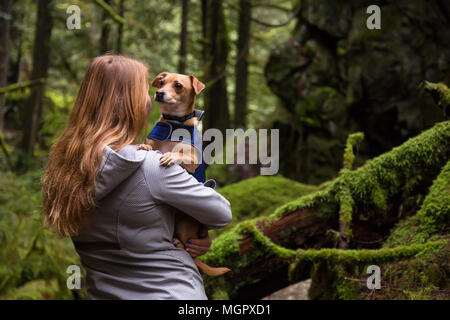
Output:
top-left (138, 72), bottom-right (230, 277)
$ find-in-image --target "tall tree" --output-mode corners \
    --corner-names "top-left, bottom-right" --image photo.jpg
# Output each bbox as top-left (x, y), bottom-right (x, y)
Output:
top-left (203, 0), bottom-right (230, 134)
top-left (201, 0), bottom-right (207, 62)
top-left (234, 0), bottom-right (251, 129)
top-left (100, 0), bottom-right (111, 54)
top-left (0, 0), bottom-right (11, 132)
top-left (178, 0), bottom-right (189, 74)
top-left (116, 0), bottom-right (124, 53)
top-left (20, 0), bottom-right (54, 162)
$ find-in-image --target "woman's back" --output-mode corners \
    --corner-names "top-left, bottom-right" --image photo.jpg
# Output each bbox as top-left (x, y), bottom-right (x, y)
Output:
top-left (71, 145), bottom-right (231, 299)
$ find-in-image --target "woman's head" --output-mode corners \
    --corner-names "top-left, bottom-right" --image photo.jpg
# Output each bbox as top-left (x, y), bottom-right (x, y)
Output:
top-left (43, 54), bottom-right (150, 236)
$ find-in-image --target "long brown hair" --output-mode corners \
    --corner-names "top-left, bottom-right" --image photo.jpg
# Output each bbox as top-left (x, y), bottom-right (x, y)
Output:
top-left (42, 54), bottom-right (149, 236)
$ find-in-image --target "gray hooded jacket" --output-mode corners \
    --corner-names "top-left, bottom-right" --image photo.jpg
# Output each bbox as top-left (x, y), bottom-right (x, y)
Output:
top-left (71, 145), bottom-right (232, 299)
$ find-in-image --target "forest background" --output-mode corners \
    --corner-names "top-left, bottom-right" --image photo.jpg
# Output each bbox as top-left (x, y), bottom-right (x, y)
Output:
top-left (0, 0), bottom-right (449, 300)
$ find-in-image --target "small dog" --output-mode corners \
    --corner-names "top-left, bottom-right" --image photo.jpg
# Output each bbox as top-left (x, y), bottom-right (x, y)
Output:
top-left (138, 72), bottom-right (230, 277)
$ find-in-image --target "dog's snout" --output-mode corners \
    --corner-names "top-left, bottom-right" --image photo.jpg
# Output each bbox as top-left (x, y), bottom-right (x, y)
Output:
top-left (156, 90), bottom-right (165, 98)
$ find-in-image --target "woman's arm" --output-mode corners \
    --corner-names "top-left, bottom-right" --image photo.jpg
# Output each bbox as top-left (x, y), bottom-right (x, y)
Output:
top-left (145, 155), bottom-right (232, 229)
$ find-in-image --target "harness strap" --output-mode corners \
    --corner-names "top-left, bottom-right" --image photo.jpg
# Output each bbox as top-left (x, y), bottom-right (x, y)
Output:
top-left (162, 111), bottom-right (196, 122)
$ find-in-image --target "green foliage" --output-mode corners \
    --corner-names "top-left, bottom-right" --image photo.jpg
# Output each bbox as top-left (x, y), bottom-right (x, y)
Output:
top-left (0, 170), bottom-right (82, 299)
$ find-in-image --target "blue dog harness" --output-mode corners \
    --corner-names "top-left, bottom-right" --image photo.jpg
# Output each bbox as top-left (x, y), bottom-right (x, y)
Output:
top-left (147, 109), bottom-right (207, 184)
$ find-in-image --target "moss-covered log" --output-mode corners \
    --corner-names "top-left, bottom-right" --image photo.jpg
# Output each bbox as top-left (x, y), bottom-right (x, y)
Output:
top-left (422, 81), bottom-right (450, 119)
top-left (214, 176), bottom-right (317, 236)
top-left (200, 121), bottom-right (450, 299)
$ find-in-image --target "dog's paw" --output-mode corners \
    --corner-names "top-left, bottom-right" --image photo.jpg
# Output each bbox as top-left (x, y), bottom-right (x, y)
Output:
top-left (137, 144), bottom-right (152, 151)
top-left (159, 152), bottom-right (180, 167)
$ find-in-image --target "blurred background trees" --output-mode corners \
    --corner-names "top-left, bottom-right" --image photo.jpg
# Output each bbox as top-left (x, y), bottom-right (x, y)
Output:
top-left (0, 0), bottom-right (299, 172)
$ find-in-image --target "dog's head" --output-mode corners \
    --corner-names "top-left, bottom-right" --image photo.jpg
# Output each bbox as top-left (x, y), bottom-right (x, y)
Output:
top-left (151, 72), bottom-right (205, 116)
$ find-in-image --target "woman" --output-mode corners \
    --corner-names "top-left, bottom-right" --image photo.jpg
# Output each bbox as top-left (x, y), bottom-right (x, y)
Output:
top-left (42, 54), bottom-right (232, 299)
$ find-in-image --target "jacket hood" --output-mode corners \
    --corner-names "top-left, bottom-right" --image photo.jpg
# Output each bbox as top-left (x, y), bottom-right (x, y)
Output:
top-left (94, 145), bottom-right (148, 200)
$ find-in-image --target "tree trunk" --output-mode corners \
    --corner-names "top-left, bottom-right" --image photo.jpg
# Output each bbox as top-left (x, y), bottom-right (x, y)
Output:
top-left (20, 0), bottom-right (53, 164)
top-left (0, 0), bottom-right (11, 132)
top-left (100, 0), bottom-right (111, 54)
top-left (201, 0), bottom-right (207, 62)
top-left (203, 0), bottom-right (230, 135)
top-left (178, 0), bottom-right (189, 74)
top-left (116, 0), bottom-right (124, 53)
top-left (234, 0), bottom-right (251, 129)
top-left (8, 4), bottom-right (24, 85)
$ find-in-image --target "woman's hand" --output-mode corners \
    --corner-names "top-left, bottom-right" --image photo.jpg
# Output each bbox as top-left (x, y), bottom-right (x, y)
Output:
top-left (185, 228), bottom-right (212, 258)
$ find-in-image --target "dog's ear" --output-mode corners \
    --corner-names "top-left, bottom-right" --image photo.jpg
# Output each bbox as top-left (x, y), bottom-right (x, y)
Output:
top-left (189, 75), bottom-right (206, 95)
top-left (151, 72), bottom-right (169, 88)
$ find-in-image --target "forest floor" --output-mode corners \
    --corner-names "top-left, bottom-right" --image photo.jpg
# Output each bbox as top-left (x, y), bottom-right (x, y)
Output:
top-left (262, 279), bottom-right (312, 300)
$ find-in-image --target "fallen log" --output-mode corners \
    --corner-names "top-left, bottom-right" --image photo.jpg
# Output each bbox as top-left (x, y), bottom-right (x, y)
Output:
top-left (201, 120), bottom-right (450, 299)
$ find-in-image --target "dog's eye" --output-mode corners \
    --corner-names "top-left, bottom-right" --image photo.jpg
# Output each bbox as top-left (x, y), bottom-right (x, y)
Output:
top-left (159, 80), bottom-right (164, 86)
top-left (175, 82), bottom-right (183, 90)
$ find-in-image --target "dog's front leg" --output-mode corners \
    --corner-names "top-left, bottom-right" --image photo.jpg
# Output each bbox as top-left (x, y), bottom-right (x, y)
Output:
top-left (137, 144), bottom-right (153, 151)
top-left (159, 152), bottom-right (198, 173)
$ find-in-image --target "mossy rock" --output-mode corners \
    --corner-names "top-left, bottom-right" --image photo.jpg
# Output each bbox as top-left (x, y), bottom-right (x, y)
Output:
top-left (218, 175), bottom-right (317, 223)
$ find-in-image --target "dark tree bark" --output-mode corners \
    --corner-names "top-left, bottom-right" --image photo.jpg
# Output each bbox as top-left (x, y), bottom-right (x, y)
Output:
top-left (0, 0), bottom-right (12, 132)
top-left (116, 0), bottom-right (124, 53)
top-left (100, 0), bottom-right (111, 54)
top-left (7, 3), bottom-right (25, 85)
top-left (234, 0), bottom-right (251, 129)
top-left (201, 0), bottom-right (207, 62)
top-left (178, 0), bottom-right (189, 74)
top-left (203, 0), bottom-right (230, 134)
top-left (20, 0), bottom-right (54, 163)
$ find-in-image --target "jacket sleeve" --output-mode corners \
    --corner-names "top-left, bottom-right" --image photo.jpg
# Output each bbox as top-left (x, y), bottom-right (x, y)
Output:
top-left (144, 153), bottom-right (232, 229)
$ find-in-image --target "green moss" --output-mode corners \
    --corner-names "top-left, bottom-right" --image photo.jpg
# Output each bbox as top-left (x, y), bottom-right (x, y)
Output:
top-left (211, 287), bottom-right (230, 300)
top-left (343, 132), bottom-right (364, 169)
top-left (422, 81), bottom-right (450, 117)
top-left (416, 159), bottom-right (450, 234)
top-left (243, 222), bottom-right (297, 259)
top-left (272, 122), bottom-right (450, 221)
top-left (203, 195), bottom-right (446, 298)
top-left (202, 122), bottom-right (450, 299)
top-left (200, 224), bottom-right (242, 266)
top-left (356, 241), bottom-right (449, 299)
top-left (371, 183), bottom-right (388, 212)
top-left (217, 175), bottom-right (317, 230)
top-left (385, 159), bottom-right (450, 247)
top-left (337, 183), bottom-right (354, 240)
top-left (290, 240), bottom-right (447, 300)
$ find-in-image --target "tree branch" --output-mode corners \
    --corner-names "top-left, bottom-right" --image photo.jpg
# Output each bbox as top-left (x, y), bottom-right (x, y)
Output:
top-left (0, 78), bottom-right (46, 95)
top-left (94, 0), bottom-right (125, 25)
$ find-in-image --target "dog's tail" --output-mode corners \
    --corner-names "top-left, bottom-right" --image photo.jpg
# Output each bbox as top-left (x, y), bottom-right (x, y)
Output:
top-left (194, 258), bottom-right (231, 277)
